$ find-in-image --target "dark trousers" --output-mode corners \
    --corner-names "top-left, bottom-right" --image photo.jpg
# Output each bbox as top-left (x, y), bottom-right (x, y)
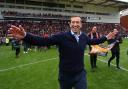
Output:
top-left (24, 43), bottom-right (29, 52)
top-left (6, 43), bottom-right (9, 46)
top-left (90, 54), bottom-right (97, 69)
top-left (15, 48), bottom-right (20, 57)
top-left (58, 70), bottom-right (87, 89)
top-left (12, 44), bottom-right (15, 50)
top-left (108, 51), bottom-right (120, 67)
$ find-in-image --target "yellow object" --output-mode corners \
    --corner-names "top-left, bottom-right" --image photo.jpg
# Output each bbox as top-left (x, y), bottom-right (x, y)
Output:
top-left (90, 45), bottom-right (109, 54)
top-left (6, 38), bottom-right (9, 43)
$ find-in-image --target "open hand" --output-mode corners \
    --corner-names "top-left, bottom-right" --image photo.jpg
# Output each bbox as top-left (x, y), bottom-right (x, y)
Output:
top-left (8, 25), bottom-right (26, 40)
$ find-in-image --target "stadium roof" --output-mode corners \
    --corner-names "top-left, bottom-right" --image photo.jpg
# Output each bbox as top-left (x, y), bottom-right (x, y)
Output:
top-left (30, 0), bottom-right (128, 10)
top-left (69, 0), bottom-right (128, 9)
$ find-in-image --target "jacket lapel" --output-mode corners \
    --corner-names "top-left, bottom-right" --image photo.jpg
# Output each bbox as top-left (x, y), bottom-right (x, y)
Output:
top-left (79, 33), bottom-right (86, 45)
top-left (66, 31), bottom-right (77, 43)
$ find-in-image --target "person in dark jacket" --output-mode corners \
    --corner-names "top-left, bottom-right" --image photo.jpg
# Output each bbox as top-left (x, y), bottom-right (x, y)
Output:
top-left (108, 28), bottom-right (122, 69)
top-left (88, 26), bottom-right (100, 70)
top-left (8, 16), bottom-right (115, 89)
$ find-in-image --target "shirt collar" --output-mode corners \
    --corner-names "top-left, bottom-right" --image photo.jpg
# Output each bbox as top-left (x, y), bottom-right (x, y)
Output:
top-left (70, 30), bottom-right (82, 36)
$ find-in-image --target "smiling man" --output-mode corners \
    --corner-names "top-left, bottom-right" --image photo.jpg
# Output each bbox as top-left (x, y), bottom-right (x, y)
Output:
top-left (8, 16), bottom-right (114, 89)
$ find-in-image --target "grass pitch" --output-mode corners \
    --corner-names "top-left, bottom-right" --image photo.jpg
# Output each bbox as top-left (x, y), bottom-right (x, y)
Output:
top-left (0, 39), bottom-right (128, 89)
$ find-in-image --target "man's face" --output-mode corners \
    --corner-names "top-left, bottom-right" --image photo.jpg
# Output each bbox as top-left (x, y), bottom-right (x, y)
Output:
top-left (69, 17), bottom-right (82, 33)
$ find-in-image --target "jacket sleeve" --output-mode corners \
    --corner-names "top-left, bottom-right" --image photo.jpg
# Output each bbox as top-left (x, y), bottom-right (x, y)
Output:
top-left (23, 33), bottom-right (61, 46)
top-left (86, 35), bottom-right (107, 45)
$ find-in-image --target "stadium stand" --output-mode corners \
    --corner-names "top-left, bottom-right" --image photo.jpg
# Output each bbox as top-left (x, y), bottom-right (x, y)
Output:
top-left (0, 0), bottom-right (128, 43)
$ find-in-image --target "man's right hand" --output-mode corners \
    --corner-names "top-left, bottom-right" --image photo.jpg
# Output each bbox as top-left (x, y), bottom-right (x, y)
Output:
top-left (8, 25), bottom-right (26, 40)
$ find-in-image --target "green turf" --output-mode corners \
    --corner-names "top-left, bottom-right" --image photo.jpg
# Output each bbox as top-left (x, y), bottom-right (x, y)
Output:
top-left (0, 39), bottom-right (128, 89)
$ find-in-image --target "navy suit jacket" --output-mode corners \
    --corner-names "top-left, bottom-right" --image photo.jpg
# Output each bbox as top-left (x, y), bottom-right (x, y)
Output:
top-left (23, 31), bottom-right (107, 74)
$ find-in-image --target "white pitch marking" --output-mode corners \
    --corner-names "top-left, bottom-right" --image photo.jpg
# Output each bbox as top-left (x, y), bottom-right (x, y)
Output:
top-left (0, 53), bottom-right (128, 72)
top-left (0, 57), bottom-right (57, 72)
top-left (84, 53), bottom-right (128, 72)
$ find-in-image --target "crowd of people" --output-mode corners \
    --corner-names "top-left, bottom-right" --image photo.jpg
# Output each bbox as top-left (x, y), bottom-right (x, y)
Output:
top-left (0, 20), bottom-right (127, 47)
top-left (0, 20), bottom-right (127, 37)
top-left (0, 11), bottom-right (127, 38)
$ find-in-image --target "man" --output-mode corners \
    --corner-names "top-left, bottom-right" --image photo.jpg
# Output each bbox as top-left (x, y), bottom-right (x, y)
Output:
top-left (88, 26), bottom-right (100, 70)
top-left (8, 16), bottom-right (114, 89)
top-left (108, 28), bottom-right (122, 69)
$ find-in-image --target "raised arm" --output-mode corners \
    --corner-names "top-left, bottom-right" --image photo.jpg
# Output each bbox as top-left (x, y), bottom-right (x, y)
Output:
top-left (86, 32), bottom-right (114, 45)
top-left (23, 33), bottom-right (60, 46)
top-left (8, 25), bottom-right (61, 46)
